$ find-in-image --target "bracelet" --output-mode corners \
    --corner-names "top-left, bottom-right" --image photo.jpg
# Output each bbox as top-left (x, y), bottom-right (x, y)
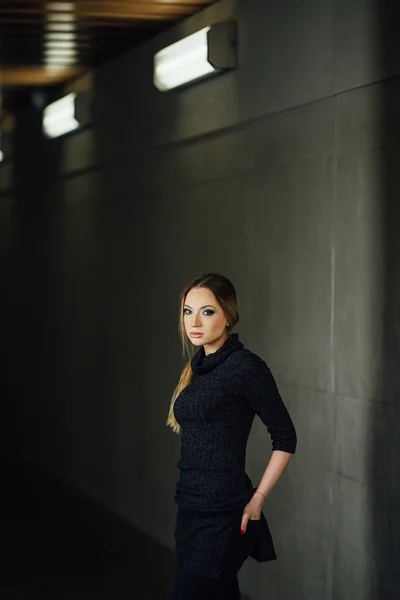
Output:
top-left (255, 490), bottom-right (266, 501)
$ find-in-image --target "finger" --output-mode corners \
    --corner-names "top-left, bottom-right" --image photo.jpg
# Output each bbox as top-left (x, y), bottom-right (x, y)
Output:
top-left (240, 515), bottom-right (248, 535)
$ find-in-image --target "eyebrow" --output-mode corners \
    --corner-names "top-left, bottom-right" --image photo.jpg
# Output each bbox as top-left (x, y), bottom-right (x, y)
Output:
top-left (184, 304), bottom-right (216, 310)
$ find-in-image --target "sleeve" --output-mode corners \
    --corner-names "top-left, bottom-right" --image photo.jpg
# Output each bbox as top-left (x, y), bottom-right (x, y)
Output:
top-left (240, 353), bottom-right (297, 454)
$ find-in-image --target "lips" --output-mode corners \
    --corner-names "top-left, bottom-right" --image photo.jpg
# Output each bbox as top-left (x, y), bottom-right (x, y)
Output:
top-left (190, 332), bottom-right (203, 337)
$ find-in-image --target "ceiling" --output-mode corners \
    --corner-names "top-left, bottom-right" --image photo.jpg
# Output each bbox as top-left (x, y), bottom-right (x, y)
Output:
top-left (0, 0), bottom-right (212, 116)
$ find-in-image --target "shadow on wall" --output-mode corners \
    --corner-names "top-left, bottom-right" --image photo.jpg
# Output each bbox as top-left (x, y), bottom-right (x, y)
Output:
top-left (373, 2), bottom-right (400, 598)
top-left (5, 96), bottom-right (66, 463)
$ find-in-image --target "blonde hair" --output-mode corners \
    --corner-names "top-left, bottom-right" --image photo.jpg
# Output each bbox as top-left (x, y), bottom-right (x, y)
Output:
top-left (166, 274), bottom-right (239, 434)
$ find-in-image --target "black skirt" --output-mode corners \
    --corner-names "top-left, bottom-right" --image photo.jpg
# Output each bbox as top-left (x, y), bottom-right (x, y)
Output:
top-left (174, 503), bottom-right (277, 580)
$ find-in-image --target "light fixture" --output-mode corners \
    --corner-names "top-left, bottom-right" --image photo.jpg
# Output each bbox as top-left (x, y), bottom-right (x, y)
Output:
top-left (46, 1), bottom-right (75, 10)
top-left (44, 41), bottom-right (77, 50)
top-left (44, 44), bottom-right (78, 68)
top-left (47, 13), bottom-right (76, 23)
top-left (153, 21), bottom-right (237, 92)
top-left (43, 93), bottom-right (79, 138)
top-left (45, 32), bottom-right (77, 41)
top-left (43, 91), bottom-right (91, 138)
top-left (44, 2), bottom-right (77, 69)
top-left (46, 22), bottom-right (76, 32)
top-left (44, 42), bottom-right (76, 56)
top-left (44, 66), bottom-right (72, 75)
top-left (44, 51), bottom-right (77, 63)
top-left (45, 60), bottom-right (78, 69)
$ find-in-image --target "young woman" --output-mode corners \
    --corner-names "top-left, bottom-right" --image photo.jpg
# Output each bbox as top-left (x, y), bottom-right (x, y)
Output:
top-left (167, 274), bottom-right (297, 600)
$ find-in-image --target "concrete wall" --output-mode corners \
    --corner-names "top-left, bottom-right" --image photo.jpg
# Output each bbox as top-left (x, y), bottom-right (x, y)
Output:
top-left (0, 0), bottom-right (399, 598)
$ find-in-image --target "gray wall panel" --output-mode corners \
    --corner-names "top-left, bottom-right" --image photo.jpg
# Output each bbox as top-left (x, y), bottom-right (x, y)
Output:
top-left (336, 78), bottom-right (400, 156)
top-left (236, 0), bottom-right (333, 120)
top-left (0, 162), bottom-right (13, 191)
top-left (251, 98), bottom-right (335, 171)
top-left (334, 0), bottom-right (400, 93)
top-left (333, 151), bottom-right (384, 400)
top-left (250, 159), bottom-right (334, 390)
top-left (329, 539), bottom-right (380, 600)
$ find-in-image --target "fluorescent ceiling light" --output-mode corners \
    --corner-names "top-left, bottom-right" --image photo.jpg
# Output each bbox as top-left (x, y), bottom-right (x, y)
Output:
top-left (45, 48), bottom-right (76, 59)
top-left (44, 45), bottom-right (76, 56)
top-left (46, 22), bottom-right (76, 32)
top-left (47, 13), bottom-right (76, 22)
top-left (154, 22), bottom-right (237, 92)
top-left (46, 1), bottom-right (75, 10)
top-left (43, 93), bottom-right (79, 138)
top-left (155, 28), bottom-right (213, 91)
top-left (44, 65), bottom-right (71, 74)
top-left (45, 57), bottom-right (77, 66)
top-left (45, 56), bottom-right (77, 66)
top-left (44, 41), bottom-right (77, 50)
top-left (45, 32), bottom-right (77, 41)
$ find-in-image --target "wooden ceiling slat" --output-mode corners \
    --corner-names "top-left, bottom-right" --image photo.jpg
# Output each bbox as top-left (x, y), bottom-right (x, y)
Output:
top-left (0, 11), bottom-right (193, 20)
top-left (77, 9), bottom-right (193, 19)
top-left (0, 22), bottom-right (159, 32)
top-left (0, 2), bottom-right (208, 16)
top-left (0, 66), bottom-right (83, 86)
top-left (74, 1), bottom-right (210, 6)
top-left (0, 17), bottom-right (166, 25)
top-left (0, 0), bottom-right (211, 5)
top-left (0, 31), bottom-right (91, 39)
top-left (0, 26), bottom-right (158, 36)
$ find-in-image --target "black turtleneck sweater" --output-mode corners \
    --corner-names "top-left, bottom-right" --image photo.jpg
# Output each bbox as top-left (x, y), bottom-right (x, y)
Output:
top-left (173, 333), bottom-right (297, 512)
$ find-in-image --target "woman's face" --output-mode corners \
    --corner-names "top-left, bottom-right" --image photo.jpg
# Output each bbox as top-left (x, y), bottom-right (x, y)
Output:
top-left (183, 287), bottom-right (229, 353)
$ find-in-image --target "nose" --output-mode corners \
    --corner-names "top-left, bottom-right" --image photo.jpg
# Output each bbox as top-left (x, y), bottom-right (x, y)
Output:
top-left (191, 313), bottom-right (201, 327)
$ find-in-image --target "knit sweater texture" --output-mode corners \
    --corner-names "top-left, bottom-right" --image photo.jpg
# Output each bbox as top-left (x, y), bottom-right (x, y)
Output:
top-left (174, 333), bottom-right (297, 512)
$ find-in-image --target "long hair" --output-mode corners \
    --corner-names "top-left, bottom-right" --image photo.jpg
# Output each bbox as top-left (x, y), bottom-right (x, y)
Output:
top-left (166, 273), bottom-right (239, 434)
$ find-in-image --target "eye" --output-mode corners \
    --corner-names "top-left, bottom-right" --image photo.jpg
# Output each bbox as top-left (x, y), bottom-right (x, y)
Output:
top-left (203, 309), bottom-right (215, 316)
top-left (183, 308), bottom-right (191, 316)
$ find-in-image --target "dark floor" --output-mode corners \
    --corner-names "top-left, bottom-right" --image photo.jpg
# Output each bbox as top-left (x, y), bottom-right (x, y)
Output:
top-left (0, 458), bottom-right (158, 599)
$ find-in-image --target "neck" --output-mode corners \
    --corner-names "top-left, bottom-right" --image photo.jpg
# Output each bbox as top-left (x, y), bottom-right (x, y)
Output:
top-left (203, 330), bottom-right (230, 356)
